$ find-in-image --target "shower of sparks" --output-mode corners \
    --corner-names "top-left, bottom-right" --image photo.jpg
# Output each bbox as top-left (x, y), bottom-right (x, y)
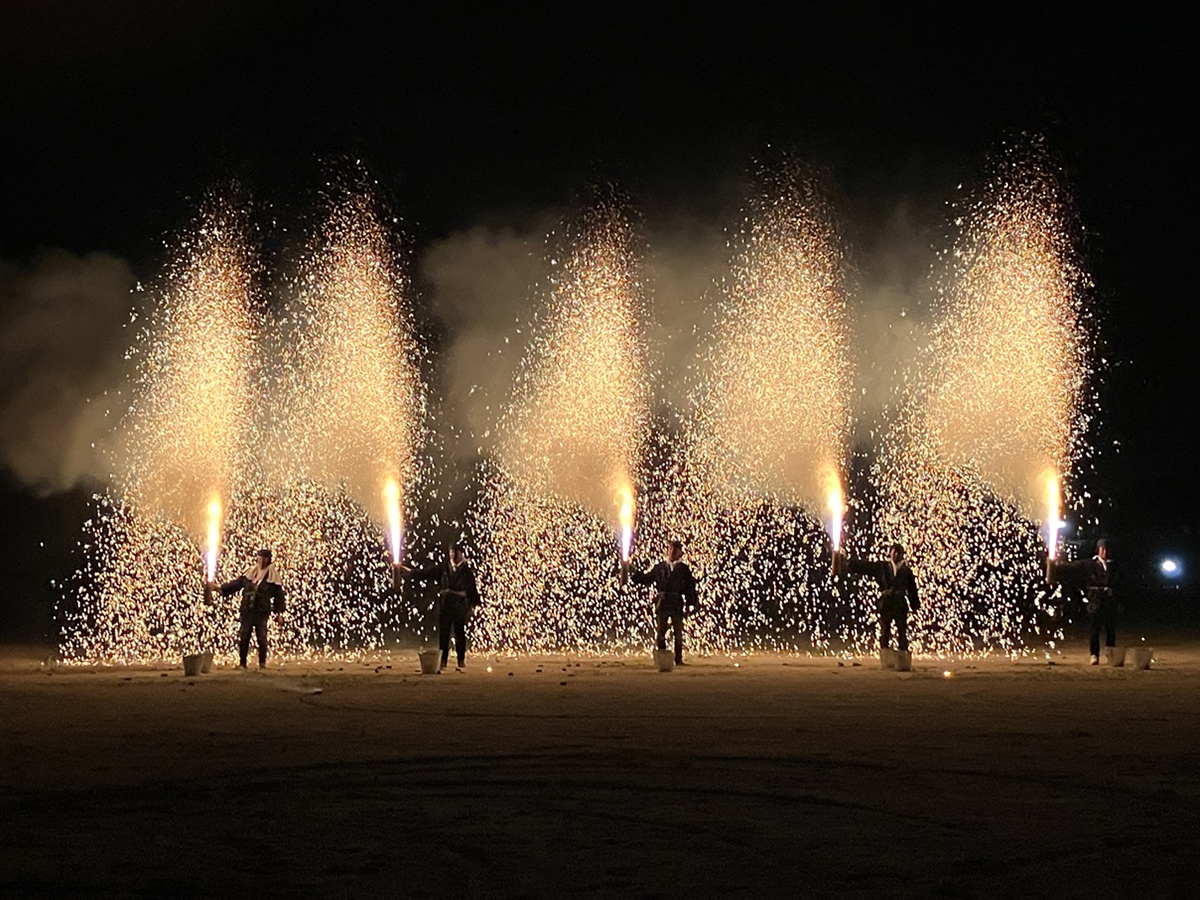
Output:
top-left (668, 164), bottom-right (855, 653)
top-left (62, 196), bottom-right (259, 662)
top-left (62, 184), bottom-right (432, 663)
top-left (873, 138), bottom-right (1093, 656)
top-left (472, 200), bottom-right (650, 653)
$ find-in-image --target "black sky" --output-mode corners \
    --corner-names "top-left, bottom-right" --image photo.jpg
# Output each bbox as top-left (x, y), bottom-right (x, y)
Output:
top-left (1, 3), bottom-right (1193, 637)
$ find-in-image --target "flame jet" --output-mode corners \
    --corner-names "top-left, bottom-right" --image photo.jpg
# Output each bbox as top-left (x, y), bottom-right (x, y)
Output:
top-left (473, 200), bottom-right (650, 653)
top-left (875, 138), bottom-right (1092, 656)
top-left (674, 164), bottom-right (853, 653)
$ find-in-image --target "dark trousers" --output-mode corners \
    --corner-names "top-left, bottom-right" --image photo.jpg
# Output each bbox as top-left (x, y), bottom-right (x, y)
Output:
top-left (879, 595), bottom-right (909, 652)
top-left (1089, 595), bottom-right (1117, 657)
top-left (238, 617), bottom-right (268, 666)
top-left (439, 597), bottom-right (468, 666)
top-left (656, 603), bottom-right (685, 663)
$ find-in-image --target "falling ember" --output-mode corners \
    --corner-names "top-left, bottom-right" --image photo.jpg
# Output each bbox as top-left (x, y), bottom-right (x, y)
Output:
top-left (1044, 470), bottom-right (1061, 558)
top-left (383, 477), bottom-right (403, 564)
top-left (616, 483), bottom-right (635, 561)
top-left (822, 466), bottom-right (845, 552)
top-left (205, 494), bottom-right (222, 581)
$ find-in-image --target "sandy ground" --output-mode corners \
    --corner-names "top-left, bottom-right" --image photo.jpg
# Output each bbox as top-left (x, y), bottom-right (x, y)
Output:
top-left (3, 635), bottom-right (1200, 899)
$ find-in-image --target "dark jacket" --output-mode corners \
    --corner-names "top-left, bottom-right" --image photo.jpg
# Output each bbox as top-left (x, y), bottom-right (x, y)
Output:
top-left (220, 573), bottom-right (286, 622)
top-left (631, 560), bottom-right (699, 614)
top-left (846, 557), bottom-right (920, 612)
top-left (1056, 556), bottom-right (1115, 601)
top-left (408, 560), bottom-right (481, 607)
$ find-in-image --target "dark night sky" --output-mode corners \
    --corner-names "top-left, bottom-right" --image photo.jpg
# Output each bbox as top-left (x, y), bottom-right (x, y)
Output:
top-left (1, 3), bottom-right (1194, 639)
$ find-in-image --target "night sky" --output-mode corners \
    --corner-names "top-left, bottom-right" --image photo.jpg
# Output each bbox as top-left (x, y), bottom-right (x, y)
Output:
top-left (1, 3), bottom-right (1193, 640)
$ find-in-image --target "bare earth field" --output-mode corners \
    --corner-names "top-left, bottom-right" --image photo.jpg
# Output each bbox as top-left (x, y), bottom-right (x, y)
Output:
top-left (3, 635), bottom-right (1200, 899)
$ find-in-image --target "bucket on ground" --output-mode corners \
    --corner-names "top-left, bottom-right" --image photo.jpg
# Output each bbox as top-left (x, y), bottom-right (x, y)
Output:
top-left (183, 654), bottom-right (204, 677)
top-left (1130, 647), bottom-right (1153, 669)
top-left (418, 649), bottom-right (441, 675)
top-left (894, 650), bottom-right (912, 672)
top-left (653, 649), bottom-right (675, 672)
top-left (1106, 646), bottom-right (1127, 667)
top-left (880, 648), bottom-right (895, 670)
top-left (200, 651), bottom-right (214, 674)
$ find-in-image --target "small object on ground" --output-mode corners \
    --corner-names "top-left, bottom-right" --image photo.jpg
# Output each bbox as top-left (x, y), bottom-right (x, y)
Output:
top-left (653, 649), bottom-right (675, 672)
top-left (1106, 646), bottom-right (1127, 667)
top-left (1130, 647), bottom-right (1153, 669)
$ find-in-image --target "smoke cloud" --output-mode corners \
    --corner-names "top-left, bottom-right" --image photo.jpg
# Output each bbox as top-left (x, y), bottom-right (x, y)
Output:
top-left (0, 250), bottom-right (135, 493)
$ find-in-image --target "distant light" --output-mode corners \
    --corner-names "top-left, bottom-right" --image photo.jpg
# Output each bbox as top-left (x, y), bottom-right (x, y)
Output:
top-left (1160, 558), bottom-right (1182, 577)
top-left (943, 670), bottom-right (953, 678)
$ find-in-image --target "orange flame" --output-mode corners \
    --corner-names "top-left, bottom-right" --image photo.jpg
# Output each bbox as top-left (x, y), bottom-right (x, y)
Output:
top-left (383, 478), bottom-right (403, 564)
top-left (1045, 469), bottom-right (1061, 558)
top-left (821, 465), bottom-right (844, 551)
top-left (616, 482), bottom-right (635, 561)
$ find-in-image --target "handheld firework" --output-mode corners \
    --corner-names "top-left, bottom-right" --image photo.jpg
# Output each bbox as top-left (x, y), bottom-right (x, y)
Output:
top-left (617, 483), bottom-right (635, 585)
top-left (384, 477), bottom-right (404, 591)
top-left (203, 494), bottom-right (221, 603)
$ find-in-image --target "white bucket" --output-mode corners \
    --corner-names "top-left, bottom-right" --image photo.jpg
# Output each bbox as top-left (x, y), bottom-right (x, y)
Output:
top-left (418, 649), bottom-right (441, 675)
top-left (1106, 646), bottom-right (1127, 667)
top-left (183, 654), bottom-right (204, 677)
top-left (880, 648), bottom-right (895, 669)
top-left (1129, 647), bottom-right (1153, 670)
top-left (653, 649), bottom-right (675, 672)
top-left (894, 650), bottom-right (912, 672)
top-left (200, 651), bottom-right (214, 674)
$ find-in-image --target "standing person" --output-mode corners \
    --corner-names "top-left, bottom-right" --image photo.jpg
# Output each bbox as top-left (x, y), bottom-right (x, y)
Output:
top-left (398, 542), bottom-right (480, 671)
top-left (630, 539), bottom-right (700, 666)
top-left (1051, 538), bottom-right (1116, 665)
top-left (834, 543), bottom-right (920, 655)
top-left (215, 549), bottom-right (285, 669)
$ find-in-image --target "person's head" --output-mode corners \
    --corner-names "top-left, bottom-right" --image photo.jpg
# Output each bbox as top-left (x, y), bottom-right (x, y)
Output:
top-left (449, 542), bottom-right (466, 566)
top-left (257, 548), bottom-right (273, 568)
top-left (890, 543), bottom-right (906, 565)
top-left (666, 539), bottom-right (684, 563)
top-left (1096, 538), bottom-right (1109, 561)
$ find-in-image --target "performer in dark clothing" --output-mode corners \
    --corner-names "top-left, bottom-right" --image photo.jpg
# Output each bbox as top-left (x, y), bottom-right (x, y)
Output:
top-left (215, 548), bottom-right (285, 669)
top-left (398, 542), bottom-right (481, 670)
top-left (1051, 538), bottom-right (1116, 665)
top-left (835, 543), bottom-right (920, 652)
top-left (630, 540), bottom-right (700, 665)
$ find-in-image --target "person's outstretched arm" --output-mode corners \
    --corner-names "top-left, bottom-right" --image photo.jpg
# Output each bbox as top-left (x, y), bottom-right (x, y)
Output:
top-left (629, 563), bottom-right (659, 586)
top-left (219, 576), bottom-right (249, 597)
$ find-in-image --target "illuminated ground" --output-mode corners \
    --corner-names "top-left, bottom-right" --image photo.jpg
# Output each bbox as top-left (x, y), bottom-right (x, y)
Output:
top-left (3, 635), bottom-right (1199, 899)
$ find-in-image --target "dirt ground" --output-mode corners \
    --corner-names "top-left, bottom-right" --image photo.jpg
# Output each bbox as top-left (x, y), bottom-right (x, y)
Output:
top-left (3, 634), bottom-right (1199, 899)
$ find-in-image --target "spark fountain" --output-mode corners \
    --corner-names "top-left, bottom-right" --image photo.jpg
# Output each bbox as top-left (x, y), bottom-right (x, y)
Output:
top-left (62, 185), bottom-right (430, 663)
top-left (873, 139), bottom-right (1093, 656)
top-left (266, 187), bottom-right (428, 654)
top-left (673, 164), bottom-right (855, 653)
top-left (472, 201), bottom-right (650, 653)
top-left (62, 197), bottom-right (258, 663)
